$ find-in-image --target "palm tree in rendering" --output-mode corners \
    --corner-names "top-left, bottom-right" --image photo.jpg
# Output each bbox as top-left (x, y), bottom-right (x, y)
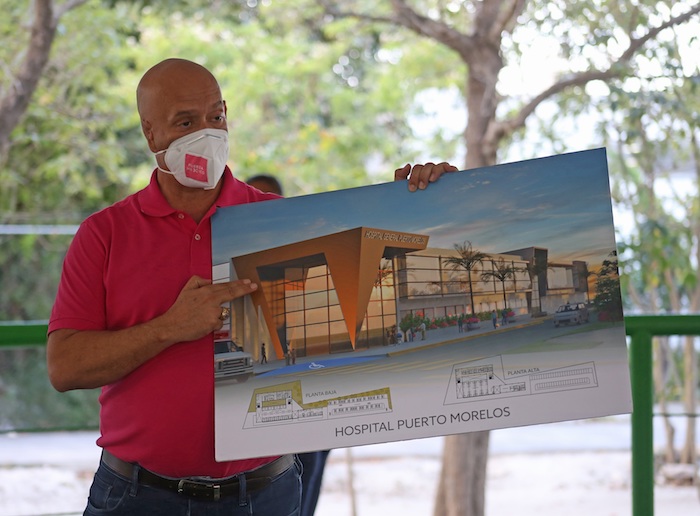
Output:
top-left (374, 259), bottom-right (394, 289)
top-left (481, 257), bottom-right (518, 309)
top-left (443, 241), bottom-right (487, 316)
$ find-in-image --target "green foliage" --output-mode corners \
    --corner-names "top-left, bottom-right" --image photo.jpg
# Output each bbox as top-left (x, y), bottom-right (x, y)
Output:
top-left (593, 251), bottom-right (624, 321)
top-left (399, 312), bottom-right (426, 333)
top-left (601, 67), bottom-right (700, 315)
top-left (0, 348), bottom-right (100, 431)
top-left (1, 1), bottom-right (143, 216)
top-left (0, 0), bottom-right (144, 320)
top-left (0, 234), bottom-right (74, 320)
top-left (506, 0), bottom-right (699, 159)
top-left (113, 1), bottom-right (461, 196)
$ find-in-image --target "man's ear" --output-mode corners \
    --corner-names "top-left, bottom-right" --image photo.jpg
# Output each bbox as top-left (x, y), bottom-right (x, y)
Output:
top-left (142, 119), bottom-right (157, 153)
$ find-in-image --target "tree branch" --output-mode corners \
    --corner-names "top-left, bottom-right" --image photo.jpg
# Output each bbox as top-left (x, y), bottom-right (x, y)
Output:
top-left (486, 69), bottom-right (619, 141)
top-left (620, 3), bottom-right (700, 62)
top-left (0, 0), bottom-right (89, 157)
top-left (488, 0), bottom-right (528, 41)
top-left (54, 0), bottom-right (90, 21)
top-left (391, 0), bottom-right (475, 58)
top-left (0, 0), bottom-right (56, 155)
top-left (319, 0), bottom-right (396, 25)
top-left (487, 3), bottom-right (700, 144)
top-left (320, 0), bottom-right (476, 59)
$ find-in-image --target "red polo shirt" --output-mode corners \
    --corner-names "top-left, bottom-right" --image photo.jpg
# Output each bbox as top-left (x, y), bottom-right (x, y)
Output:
top-left (49, 168), bottom-right (280, 477)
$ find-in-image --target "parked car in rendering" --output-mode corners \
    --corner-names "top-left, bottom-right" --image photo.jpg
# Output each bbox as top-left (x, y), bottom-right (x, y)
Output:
top-left (553, 302), bottom-right (589, 327)
top-left (214, 340), bottom-right (254, 382)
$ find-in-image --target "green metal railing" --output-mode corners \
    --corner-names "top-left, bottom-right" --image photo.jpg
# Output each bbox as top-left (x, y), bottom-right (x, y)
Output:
top-left (625, 315), bottom-right (700, 516)
top-left (1, 315), bottom-right (699, 516)
top-left (0, 320), bottom-right (48, 347)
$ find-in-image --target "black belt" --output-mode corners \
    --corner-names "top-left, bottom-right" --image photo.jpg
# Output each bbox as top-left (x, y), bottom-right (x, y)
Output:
top-left (101, 450), bottom-right (295, 501)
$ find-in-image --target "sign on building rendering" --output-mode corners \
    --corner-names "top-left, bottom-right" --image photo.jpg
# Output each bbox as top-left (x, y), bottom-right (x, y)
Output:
top-left (211, 148), bottom-right (632, 461)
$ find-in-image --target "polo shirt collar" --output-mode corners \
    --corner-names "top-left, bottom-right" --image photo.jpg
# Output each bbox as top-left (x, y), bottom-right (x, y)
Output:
top-left (214, 168), bottom-right (245, 208)
top-left (138, 166), bottom-right (237, 217)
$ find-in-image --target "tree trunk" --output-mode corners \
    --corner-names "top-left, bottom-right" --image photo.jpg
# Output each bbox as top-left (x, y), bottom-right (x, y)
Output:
top-left (653, 337), bottom-right (676, 462)
top-left (345, 448), bottom-right (358, 516)
top-left (684, 137), bottom-right (700, 465)
top-left (433, 431), bottom-right (490, 516)
top-left (0, 0), bottom-right (56, 158)
top-left (680, 335), bottom-right (697, 463)
top-left (467, 270), bottom-right (476, 316)
top-left (0, 0), bottom-right (89, 159)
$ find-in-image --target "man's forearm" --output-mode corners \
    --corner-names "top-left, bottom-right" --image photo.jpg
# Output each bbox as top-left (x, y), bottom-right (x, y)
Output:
top-left (47, 276), bottom-right (258, 391)
top-left (47, 317), bottom-right (177, 392)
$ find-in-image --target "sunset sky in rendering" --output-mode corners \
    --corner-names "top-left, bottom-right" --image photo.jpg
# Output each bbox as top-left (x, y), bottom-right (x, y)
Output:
top-left (213, 148), bottom-right (617, 269)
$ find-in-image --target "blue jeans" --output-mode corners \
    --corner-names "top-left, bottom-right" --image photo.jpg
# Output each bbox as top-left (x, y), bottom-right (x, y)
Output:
top-left (298, 450), bottom-right (330, 516)
top-left (84, 457), bottom-right (302, 516)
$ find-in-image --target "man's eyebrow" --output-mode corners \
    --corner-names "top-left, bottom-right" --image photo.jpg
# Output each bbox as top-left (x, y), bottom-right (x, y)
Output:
top-left (171, 101), bottom-right (224, 120)
top-left (172, 109), bottom-right (196, 119)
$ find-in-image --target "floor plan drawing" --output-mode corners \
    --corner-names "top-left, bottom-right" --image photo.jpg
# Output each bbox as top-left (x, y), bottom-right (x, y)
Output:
top-left (243, 380), bottom-right (393, 429)
top-left (444, 355), bottom-right (598, 405)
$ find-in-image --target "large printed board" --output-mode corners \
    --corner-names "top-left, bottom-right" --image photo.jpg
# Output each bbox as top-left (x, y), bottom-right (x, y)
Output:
top-left (211, 148), bottom-right (632, 461)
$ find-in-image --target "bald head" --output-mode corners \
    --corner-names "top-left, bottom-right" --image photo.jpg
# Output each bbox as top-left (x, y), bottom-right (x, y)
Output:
top-left (135, 58), bottom-right (227, 154)
top-left (137, 58), bottom-right (220, 120)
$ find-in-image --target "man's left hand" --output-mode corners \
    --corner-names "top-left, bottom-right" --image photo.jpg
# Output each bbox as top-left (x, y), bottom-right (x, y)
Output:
top-left (395, 162), bottom-right (459, 191)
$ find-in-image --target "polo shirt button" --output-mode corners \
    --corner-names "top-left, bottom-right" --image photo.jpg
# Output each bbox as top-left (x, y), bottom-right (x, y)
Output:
top-left (178, 213), bottom-right (185, 220)
top-left (194, 234), bottom-right (201, 241)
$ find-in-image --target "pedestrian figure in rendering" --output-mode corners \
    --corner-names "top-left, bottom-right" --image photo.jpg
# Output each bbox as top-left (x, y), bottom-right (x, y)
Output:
top-left (261, 342), bottom-right (267, 364)
top-left (492, 309), bottom-right (498, 329)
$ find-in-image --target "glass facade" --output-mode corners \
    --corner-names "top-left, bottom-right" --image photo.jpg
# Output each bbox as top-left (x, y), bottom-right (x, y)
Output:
top-left (396, 251), bottom-right (532, 320)
top-left (283, 259), bottom-right (397, 356)
top-left (359, 259), bottom-right (397, 348)
top-left (248, 246), bottom-right (580, 359)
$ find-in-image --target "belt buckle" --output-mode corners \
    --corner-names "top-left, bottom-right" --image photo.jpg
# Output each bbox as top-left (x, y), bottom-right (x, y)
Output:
top-left (177, 479), bottom-right (222, 501)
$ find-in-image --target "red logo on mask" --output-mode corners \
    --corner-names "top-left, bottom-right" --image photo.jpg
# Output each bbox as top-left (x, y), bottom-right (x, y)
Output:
top-left (184, 154), bottom-right (208, 182)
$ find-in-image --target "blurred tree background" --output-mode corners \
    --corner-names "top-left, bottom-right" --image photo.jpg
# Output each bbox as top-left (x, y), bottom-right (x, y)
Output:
top-left (1, 1), bottom-right (699, 514)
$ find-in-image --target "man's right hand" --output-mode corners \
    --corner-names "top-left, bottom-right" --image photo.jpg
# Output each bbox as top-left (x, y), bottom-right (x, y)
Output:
top-left (159, 275), bottom-right (258, 343)
top-left (47, 275), bottom-right (258, 392)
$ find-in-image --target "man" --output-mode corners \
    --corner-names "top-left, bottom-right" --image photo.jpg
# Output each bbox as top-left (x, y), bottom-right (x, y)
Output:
top-left (47, 58), bottom-right (457, 515)
top-left (246, 174), bottom-right (283, 195)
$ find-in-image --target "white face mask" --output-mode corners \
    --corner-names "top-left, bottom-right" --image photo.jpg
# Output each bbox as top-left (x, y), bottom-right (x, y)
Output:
top-left (155, 128), bottom-right (229, 190)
